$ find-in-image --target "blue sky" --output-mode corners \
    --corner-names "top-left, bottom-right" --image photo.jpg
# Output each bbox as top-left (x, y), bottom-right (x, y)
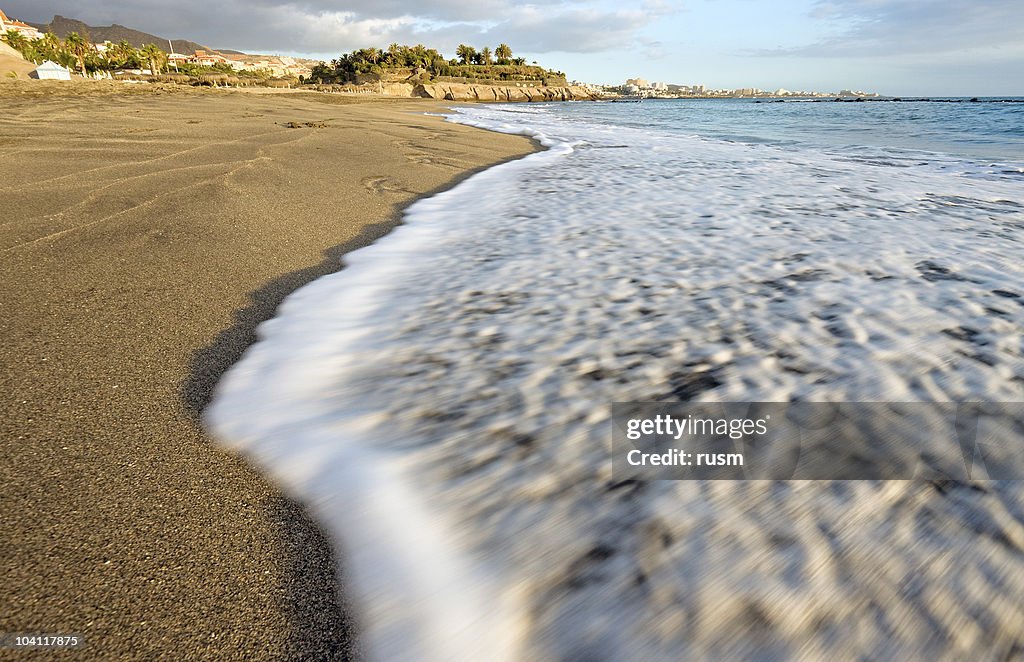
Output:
top-left (7, 0), bottom-right (1024, 95)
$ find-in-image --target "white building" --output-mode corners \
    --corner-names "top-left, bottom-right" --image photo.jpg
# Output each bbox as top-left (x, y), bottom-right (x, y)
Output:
top-left (31, 60), bottom-right (71, 80)
top-left (167, 52), bottom-right (190, 68)
top-left (0, 8), bottom-right (43, 40)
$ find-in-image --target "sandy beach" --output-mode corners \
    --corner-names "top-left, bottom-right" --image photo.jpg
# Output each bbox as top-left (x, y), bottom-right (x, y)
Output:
top-left (0, 80), bottom-right (537, 659)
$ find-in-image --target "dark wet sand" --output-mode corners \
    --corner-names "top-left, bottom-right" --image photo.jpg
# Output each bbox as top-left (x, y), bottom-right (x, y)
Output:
top-left (0, 82), bottom-right (537, 659)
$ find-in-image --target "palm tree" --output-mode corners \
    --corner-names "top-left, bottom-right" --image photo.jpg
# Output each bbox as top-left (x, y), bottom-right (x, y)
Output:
top-left (456, 43), bottom-right (476, 65)
top-left (2, 30), bottom-right (28, 55)
top-left (411, 44), bottom-right (429, 67)
top-left (140, 43), bottom-right (165, 75)
top-left (107, 40), bottom-right (137, 68)
top-left (54, 49), bottom-right (77, 71)
top-left (39, 32), bottom-right (61, 60)
top-left (495, 43), bottom-right (512, 63)
top-left (480, 47), bottom-right (492, 65)
top-left (386, 42), bottom-right (401, 65)
top-left (63, 32), bottom-right (90, 74)
top-left (22, 41), bottom-right (42, 64)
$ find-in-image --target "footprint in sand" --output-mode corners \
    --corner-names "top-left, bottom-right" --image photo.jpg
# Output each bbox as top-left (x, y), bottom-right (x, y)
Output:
top-left (392, 143), bottom-right (456, 168)
top-left (401, 125), bottom-right (446, 141)
top-left (407, 153), bottom-right (461, 169)
top-left (362, 176), bottom-right (408, 195)
top-left (392, 139), bottom-right (456, 167)
top-left (406, 152), bottom-right (435, 165)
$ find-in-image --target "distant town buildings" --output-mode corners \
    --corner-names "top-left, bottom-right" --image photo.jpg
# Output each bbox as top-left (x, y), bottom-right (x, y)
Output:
top-left (604, 77), bottom-right (876, 99)
top-left (170, 49), bottom-right (310, 77)
top-left (190, 49), bottom-right (230, 67)
top-left (219, 53), bottom-right (310, 77)
top-left (0, 8), bottom-right (42, 40)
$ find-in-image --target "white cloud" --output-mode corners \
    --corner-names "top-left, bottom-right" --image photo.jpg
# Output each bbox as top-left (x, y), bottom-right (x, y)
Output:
top-left (482, 7), bottom-right (652, 53)
top-left (5, 0), bottom-right (668, 56)
top-left (760, 0), bottom-right (1024, 58)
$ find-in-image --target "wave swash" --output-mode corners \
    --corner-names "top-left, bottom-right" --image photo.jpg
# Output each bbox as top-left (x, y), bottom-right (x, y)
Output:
top-left (208, 102), bottom-right (1024, 660)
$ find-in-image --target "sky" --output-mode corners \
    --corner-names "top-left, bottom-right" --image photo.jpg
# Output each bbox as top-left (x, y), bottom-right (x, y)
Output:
top-left (5, 0), bottom-right (1024, 95)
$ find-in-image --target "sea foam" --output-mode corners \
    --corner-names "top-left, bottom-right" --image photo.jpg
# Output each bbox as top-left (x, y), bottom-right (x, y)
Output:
top-left (208, 102), bottom-right (1024, 659)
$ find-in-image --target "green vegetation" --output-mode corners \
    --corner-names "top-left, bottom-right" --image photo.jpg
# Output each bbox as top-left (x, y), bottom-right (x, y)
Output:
top-left (138, 43), bottom-right (165, 77)
top-left (308, 42), bottom-right (564, 86)
top-left (4, 30), bottom-right (154, 73)
top-left (63, 31), bottom-right (89, 74)
top-left (103, 39), bottom-right (144, 69)
top-left (2, 30), bottom-right (276, 79)
top-left (173, 61), bottom-right (272, 79)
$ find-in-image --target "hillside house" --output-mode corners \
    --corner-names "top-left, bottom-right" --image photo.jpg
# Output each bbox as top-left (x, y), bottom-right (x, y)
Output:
top-left (191, 49), bottom-right (229, 66)
top-left (0, 8), bottom-right (43, 40)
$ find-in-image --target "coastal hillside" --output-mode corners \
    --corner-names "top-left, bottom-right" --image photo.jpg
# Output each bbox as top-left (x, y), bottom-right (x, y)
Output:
top-left (28, 14), bottom-right (215, 54)
top-left (303, 44), bottom-right (592, 100)
top-left (310, 44), bottom-right (568, 88)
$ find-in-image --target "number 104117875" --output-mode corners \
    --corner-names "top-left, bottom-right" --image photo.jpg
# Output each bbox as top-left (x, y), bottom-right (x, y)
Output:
top-left (1, 633), bottom-right (84, 649)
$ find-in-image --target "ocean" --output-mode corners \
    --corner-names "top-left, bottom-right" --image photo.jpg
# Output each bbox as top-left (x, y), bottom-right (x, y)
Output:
top-left (208, 99), bottom-right (1024, 659)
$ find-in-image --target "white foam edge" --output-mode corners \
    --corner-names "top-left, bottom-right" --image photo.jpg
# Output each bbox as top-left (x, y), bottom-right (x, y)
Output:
top-left (205, 108), bottom-right (572, 661)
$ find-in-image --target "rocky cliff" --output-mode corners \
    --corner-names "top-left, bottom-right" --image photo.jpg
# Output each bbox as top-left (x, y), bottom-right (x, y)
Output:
top-left (308, 81), bottom-right (595, 102)
top-left (413, 82), bottom-right (595, 102)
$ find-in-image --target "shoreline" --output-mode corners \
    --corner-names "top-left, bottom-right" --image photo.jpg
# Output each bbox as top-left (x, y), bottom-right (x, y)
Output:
top-left (206, 105), bottom-right (561, 659)
top-left (0, 85), bottom-right (539, 659)
top-left (0, 77), bottom-right (594, 103)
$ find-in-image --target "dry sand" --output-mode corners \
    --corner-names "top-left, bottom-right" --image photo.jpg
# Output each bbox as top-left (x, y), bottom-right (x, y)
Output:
top-left (0, 80), bottom-right (538, 659)
top-left (0, 41), bottom-right (37, 80)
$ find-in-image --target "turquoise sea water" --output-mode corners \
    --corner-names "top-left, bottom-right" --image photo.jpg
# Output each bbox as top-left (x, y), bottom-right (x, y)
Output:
top-left (561, 97), bottom-right (1024, 162)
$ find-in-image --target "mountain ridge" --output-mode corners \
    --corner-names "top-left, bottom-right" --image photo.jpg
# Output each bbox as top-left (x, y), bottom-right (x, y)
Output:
top-left (26, 14), bottom-right (238, 55)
